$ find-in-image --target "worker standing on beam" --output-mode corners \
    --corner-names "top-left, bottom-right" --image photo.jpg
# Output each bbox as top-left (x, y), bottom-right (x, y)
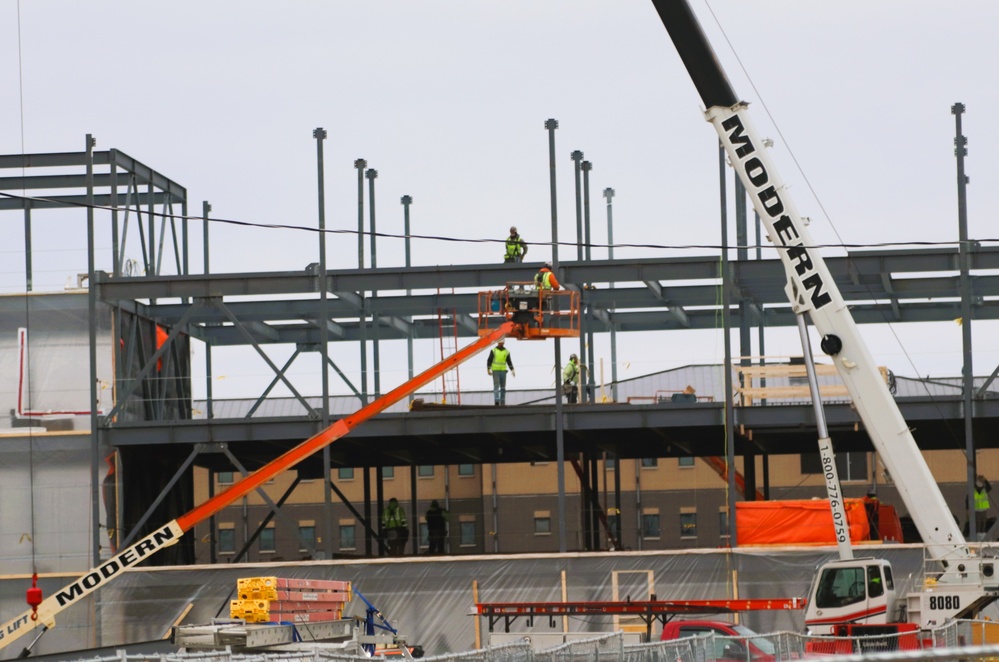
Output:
top-left (381, 497), bottom-right (408, 556)
top-left (487, 339), bottom-right (515, 406)
top-left (504, 226), bottom-right (528, 263)
top-left (563, 354), bottom-right (580, 404)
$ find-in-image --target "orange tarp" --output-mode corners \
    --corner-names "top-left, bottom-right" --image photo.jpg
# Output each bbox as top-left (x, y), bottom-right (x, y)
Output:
top-left (873, 503), bottom-right (903, 543)
top-left (736, 498), bottom-right (870, 545)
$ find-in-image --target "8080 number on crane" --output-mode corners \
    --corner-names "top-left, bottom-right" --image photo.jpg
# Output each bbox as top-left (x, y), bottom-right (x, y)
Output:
top-left (928, 595), bottom-right (960, 610)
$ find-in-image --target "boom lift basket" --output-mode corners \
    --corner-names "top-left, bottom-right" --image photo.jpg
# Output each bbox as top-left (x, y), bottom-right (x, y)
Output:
top-left (478, 283), bottom-right (580, 340)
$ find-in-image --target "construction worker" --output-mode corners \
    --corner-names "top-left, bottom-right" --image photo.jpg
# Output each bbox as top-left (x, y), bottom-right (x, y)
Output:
top-left (534, 261), bottom-right (561, 290)
top-left (862, 491), bottom-right (880, 541)
top-left (381, 497), bottom-right (408, 556)
top-left (975, 474), bottom-right (992, 538)
top-left (425, 500), bottom-right (449, 555)
top-left (504, 226), bottom-right (528, 263)
top-left (562, 353), bottom-right (580, 404)
top-left (487, 339), bottom-right (515, 405)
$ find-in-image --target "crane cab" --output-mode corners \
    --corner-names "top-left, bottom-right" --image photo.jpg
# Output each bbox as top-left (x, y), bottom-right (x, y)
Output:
top-left (804, 558), bottom-right (898, 635)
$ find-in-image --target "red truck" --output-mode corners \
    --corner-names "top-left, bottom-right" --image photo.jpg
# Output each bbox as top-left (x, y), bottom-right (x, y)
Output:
top-left (661, 620), bottom-right (778, 661)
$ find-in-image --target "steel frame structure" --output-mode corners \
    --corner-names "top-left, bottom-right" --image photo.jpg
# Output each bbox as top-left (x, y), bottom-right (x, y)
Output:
top-left (4, 143), bottom-right (999, 566)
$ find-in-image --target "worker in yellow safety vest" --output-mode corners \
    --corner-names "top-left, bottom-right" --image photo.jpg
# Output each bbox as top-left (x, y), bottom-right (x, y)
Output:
top-left (534, 261), bottom-right (561, 290)
top-left (381, 498), bottom-right (408, 556)
top-left (487, 339), bottom-right (515, 406)
top-left (504, 226), bottom-right (528, 263)
top-left (562, 353), bottom-right (580, 404)
top-left (974, 474), bottom-right (992, 538)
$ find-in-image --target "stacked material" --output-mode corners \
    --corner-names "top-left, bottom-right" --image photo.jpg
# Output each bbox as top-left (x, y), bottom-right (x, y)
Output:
top-left (231, 577), bottom-right (352, 624)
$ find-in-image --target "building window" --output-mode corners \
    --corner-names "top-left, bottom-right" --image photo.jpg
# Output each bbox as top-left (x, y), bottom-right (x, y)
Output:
top-left (299, 525), bottom-right (315, 551)
top-left (641, 458), bottom-right (658, 468)
top-left (382, 466), bottom-right (394, 479)
top-left (800, 452), bottom-right (868, 482)
top-left (337, 467), bottom-right (354, 480)
top-left (678, 456), bottom-right (695, 468)
top-left (605, 456), bottom-right (617, 470)
top-left (418, 465), bottom-right (434, 477)
top-left (218, 527), bottom-right (235, 553)
top-left (340, 524), bottom-right (356, 550)
top-left (680, 512), bottom-right (697, 538)
top-left (259, 527), bottom-right (276, 552)
top-left (535, 516), bottom-right (551, 535)
top-left (218, 471), bottom-right (234, 485)
top-left (719, 510), bottom-right (730, 538)
top-left (419, 523), bottom-right (429, 548)
top-left (458, 464), bottom-right (474, 476)
top-left (642, 513), bottom-right (661, 538)
top-left (460, 521), bottom-right (476, 546)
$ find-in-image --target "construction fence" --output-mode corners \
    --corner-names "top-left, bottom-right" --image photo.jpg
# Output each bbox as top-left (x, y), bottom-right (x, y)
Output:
top-left (39, 624), bottom-right (999, 662)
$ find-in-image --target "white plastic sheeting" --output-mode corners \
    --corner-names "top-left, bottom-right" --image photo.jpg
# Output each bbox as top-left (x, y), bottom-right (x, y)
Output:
top-left (0, 294), bottom-right (116, 576)
top-left (0, 293), bottom-right (113, 431)
top-left (7, 544), bottom-right (997, 660)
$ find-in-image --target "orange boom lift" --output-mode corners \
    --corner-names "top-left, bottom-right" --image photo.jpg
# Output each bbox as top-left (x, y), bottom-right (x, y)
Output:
top-left (1, 285), bottom-right (579, 654)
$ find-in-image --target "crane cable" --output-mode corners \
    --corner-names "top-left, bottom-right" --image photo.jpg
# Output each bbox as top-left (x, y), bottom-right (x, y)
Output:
top-left (16, 0), bottom-right (43, 622)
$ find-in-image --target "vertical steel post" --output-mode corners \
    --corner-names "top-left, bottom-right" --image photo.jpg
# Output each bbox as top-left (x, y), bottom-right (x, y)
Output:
top-left (571, 151), bottom-right (584, 261)
top-left (315, 128), bottom-right (334, 560)
top-left (110, 150), bottom-right (120, 278)
top-left (719, 143), bottom-right (737, 546)
top-left (735, 176), bottom-right (755, 498)
top-left (363, 468), bottom-right (373, 557)
top-left (208, 474), bottom-right (217, 564)
top-left (402, 195), bottom-right (415, 384)
top-left (203, 202), bottom-right (214, 421)
top-left (409, 465), bottom-right (418, 556)
top-left (147, 181), bottom-right (155, 277)
top-left (953, 103), bottom-right (978, 538)
top-left (582, 160), bottom-right (596, 403)
top-left (181, 199), bottom-right (189, 277)
top-left (547, 118), bottom-right (567, 553)
top-left (23, 203), bottom-right (32, 291)
top-left (570, 151), bottom-right (586, 404)
top-left (604, 187), bottom-right (618, 402)
top-left (367, 168), bottom-right (381, 398)
top-left (354, 159), bottom-right (369, 405)
top-left (86, 134), bottom-right (101, 572)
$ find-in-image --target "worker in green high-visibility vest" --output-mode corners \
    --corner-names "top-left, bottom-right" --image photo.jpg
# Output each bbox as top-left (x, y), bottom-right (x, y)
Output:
top-left (486, 339), bottom-right (515, 406)
top-left (974, 474), bottom-right (992, 539)
top-left (504, 226), bottom-right (528, 263)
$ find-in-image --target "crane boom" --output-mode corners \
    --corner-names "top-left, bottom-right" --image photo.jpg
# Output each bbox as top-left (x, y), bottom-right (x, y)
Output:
top-left (650, 0), bottom-right (998, 630)
top-left (650, 0), bottom-right (967, 566)
top-left (0, 320), bottom-right (517, 653)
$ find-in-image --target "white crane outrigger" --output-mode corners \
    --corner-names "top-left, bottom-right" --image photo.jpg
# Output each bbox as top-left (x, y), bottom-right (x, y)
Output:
top-left (650, 0), bottom-right (999, 635)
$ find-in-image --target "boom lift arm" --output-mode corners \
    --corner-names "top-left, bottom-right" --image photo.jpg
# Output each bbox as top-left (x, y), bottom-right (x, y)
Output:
top-left (0, 321), bottom-right (519, 654)
top-left (650, 0), bottom-right (997, 630)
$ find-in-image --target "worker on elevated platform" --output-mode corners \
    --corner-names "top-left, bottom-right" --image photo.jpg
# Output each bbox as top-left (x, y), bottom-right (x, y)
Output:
top-left (535, 261), bottom-right (560, 290)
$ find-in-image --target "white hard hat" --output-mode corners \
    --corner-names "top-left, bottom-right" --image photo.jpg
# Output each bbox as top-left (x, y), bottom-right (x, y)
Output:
top-left (544, 261), bottom-right (552, 269)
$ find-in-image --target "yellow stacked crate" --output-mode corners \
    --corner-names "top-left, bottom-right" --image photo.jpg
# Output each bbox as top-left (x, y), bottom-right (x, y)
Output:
top-left (231, 577), bottom-right (351, 623)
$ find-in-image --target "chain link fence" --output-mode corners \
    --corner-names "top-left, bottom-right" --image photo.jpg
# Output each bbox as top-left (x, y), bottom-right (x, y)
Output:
top-left (43, 621), bottom-right (999, 662)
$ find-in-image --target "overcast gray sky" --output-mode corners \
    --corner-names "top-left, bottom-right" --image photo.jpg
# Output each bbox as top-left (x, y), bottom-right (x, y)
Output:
top-left (2, 1), bottom-right (998, 400)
